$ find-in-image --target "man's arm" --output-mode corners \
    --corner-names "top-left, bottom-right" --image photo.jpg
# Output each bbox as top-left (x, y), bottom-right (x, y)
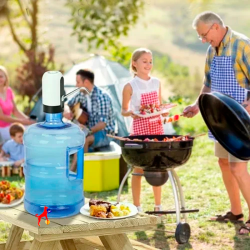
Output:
top-left (89, 94), bottom-right (112, 134)
top-left (241, 43), bottom-right (250, 114)
top-left (240, 43), bottom-right (250, 90)
top-left (90, 122), bottom-right (106, 134)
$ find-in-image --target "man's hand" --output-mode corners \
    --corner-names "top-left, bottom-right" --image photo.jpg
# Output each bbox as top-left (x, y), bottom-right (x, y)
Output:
top-left (242, 100), bottom-right (250, 114)
top-left (63, 111), bottom-right (73, 120)
top-left (182, 103), bottom-right (199, 118)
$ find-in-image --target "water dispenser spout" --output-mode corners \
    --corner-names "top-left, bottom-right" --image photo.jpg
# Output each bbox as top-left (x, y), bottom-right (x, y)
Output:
top-left (42, 71), bottom-right (90, 114)
top-left (61, 87), bottom-right (90, 102)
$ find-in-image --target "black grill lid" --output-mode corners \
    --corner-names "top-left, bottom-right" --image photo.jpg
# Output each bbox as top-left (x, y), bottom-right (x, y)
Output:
top-left (198, 92), bottom-right (250, 160)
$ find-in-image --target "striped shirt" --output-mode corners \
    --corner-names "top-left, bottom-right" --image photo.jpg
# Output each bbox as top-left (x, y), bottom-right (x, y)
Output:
top-left (68, 86), bottom-right (115, 134)
top-left (204, 26), bottom-right (250, 90)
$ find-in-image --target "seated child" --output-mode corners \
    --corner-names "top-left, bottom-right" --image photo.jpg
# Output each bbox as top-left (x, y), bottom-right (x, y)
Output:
top-left (0, 123), bottom-right (25, 170)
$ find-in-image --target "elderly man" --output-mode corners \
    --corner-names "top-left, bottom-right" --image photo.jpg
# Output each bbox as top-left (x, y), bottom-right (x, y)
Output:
top-left (183, 11), bottom-right (250, 235)
top-left (65, 69), bottom-right (115, 153)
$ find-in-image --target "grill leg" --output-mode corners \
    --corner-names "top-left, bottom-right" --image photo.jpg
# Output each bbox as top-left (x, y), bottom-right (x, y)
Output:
top-left (168, 170), bottom-right (180, 224)
top-left (117, 165), bottom-right (133, 203)
top-left (171, 169), bottom-right (187, 223)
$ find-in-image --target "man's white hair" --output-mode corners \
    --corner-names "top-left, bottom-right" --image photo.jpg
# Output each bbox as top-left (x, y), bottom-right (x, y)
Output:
top-left (192, 11), bottom-right (224, 29)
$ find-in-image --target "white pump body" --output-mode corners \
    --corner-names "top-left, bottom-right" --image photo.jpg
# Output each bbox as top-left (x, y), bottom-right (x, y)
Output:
top-left (42, 71), bottom-right (63, 107)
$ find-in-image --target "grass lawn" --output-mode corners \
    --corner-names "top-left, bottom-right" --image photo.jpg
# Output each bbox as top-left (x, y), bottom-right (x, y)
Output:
top-left (0, 104), bottom-right (250, 249)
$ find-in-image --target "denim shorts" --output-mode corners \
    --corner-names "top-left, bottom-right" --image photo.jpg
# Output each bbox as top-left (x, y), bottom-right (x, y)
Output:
top-left (91, 130), bottom-right (111, 149)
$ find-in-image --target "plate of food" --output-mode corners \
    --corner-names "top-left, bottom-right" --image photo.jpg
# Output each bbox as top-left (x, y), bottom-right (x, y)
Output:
top-left (80, 199), bottom-right (138, 220)
top-left (134, 103), bottom-right (177, 118)
top-left (0, 180), bottom-right (25, 208)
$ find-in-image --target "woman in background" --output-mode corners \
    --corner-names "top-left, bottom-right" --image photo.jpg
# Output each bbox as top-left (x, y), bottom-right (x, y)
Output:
top-left (0, 66), bottom-right (34, 143)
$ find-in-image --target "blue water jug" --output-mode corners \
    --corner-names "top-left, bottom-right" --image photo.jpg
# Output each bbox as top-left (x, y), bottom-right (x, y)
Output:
top-left (23, 71), bottom-right (87, 218)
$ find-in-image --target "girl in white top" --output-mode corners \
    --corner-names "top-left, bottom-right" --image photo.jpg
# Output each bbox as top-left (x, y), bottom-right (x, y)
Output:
top-left (122, 48), bottom-right (168, 212)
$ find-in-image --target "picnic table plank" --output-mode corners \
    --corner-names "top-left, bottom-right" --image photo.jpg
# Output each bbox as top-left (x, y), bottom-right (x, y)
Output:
top-left (14, 204), bottom-right (116, 232)
top-left (79, 236), bottom-right (159, 250)
top-left (5, 225), bottom-right (24, 250)
top-left (14, 204), bottom-right (91, 233)
top-left (31, 224), bottom-right (156, 242)
top-left (0, 238), bottom-right (160, 250)
top-left (0, 208), bottom-right (39, 234)
top-left (60, 239), bottom-right (77, 250)
top-left (0, 206), bottom-right (63, 234)
top-left (0, 241), bottom-right (32, 250)
top-left (74, 237), bottom-right (105, 250)
top-left (30, 239), bottom-right (60, 250)
top-left (99, 234), bottom-right (134, 250)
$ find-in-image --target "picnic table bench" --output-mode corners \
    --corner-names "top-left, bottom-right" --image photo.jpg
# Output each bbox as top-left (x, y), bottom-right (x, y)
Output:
top-left (0, 204), bottom-right (161, 250)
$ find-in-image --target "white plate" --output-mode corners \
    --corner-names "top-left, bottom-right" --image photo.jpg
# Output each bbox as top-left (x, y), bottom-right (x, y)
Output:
top-left (0, 161), bottom-right (14, 166)
top-left (80, 202), bottom-right (138, 220)
top-left (134, 108), bottom-right (172, 118)
top-left (0, 195), bottom-right (24, 208)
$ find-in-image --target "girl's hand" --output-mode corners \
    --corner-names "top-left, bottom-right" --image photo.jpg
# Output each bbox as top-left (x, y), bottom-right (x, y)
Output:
top-left (130, 111), bottom-right (139, 119)
top-left (161, 112), bottom-right (169, 117)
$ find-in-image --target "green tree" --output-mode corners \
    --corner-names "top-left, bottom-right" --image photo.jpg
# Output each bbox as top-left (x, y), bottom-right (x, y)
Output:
top-left (66, 0), bottom-right (144, 57)
top-left (0, 0), bottom-right (63, 106)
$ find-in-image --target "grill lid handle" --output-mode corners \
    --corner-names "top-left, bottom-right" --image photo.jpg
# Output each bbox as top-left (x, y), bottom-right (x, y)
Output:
top-left (124, 144), bottom-right (143, 149)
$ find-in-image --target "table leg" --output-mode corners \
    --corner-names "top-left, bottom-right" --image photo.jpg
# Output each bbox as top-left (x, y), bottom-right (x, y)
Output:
top-left (5, 225), bottom-right (24, 250)
top-left (99, 233), bottom-right (133, 250)
top-left (30, 239), bottom-right (60, 250)
top-left (60, 239), bottom-right (77, 250)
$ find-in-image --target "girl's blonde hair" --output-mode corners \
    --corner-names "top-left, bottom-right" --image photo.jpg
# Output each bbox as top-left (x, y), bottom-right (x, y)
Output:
top-left (0, 66), bottom-right (9, 87)
top-left (130, 48), bottom-right (152, 75)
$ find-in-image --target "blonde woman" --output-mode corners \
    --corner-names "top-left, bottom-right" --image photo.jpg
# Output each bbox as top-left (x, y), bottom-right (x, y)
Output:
top-left (0, 66), bottom-right (34, 143)
top-left (121, 48), bottom-right (168, 212)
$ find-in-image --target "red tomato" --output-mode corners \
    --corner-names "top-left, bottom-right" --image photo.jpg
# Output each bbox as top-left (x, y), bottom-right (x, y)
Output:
top-left (6, 194), bottom-right (11, 202)
top-left (173, 115), bottom-right (180, 121)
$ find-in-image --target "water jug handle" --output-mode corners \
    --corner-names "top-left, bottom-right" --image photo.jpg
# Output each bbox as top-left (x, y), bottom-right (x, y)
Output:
top-left (66, 146), bottom-right (84, 180)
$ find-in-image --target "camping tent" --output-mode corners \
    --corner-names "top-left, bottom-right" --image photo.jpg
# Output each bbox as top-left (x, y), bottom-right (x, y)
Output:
top-left (63, 54), bottom-right (133, 136)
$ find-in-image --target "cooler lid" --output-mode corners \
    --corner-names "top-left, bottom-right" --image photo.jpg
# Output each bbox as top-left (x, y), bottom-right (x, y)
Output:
top-left (198, 92), bottom-right (250, 161)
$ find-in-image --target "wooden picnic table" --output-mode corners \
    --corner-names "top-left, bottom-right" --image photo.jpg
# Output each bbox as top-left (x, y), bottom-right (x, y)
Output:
top-left (0, 204), bottom-right (161, 250)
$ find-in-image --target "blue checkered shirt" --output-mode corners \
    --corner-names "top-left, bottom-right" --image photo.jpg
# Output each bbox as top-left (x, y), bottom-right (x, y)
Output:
top-left (204, 26), bottom-right (250, 90)
top-left (68, 86), bottom-right (115, 134)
